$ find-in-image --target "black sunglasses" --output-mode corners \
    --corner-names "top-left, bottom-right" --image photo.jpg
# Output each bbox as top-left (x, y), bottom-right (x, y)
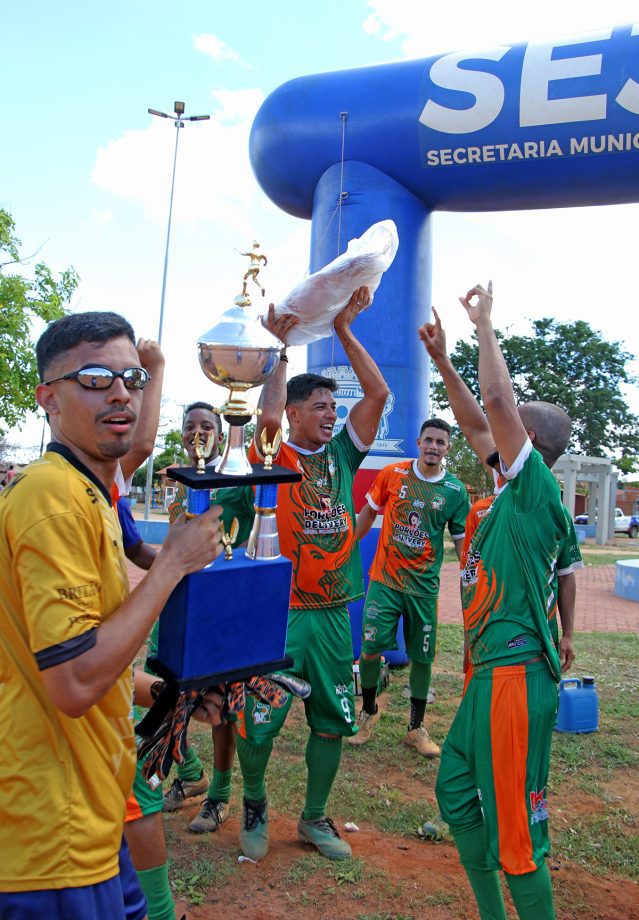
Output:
top-left (43, 365), bottom-right (150, 391)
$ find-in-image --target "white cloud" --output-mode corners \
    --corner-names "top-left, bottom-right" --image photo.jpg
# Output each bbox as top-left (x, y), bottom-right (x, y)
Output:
top-left (90, 88), bottom-right (265, 236)
top-left (192, 32), bottom-right (248, 67)
top-left (90, 209), bottom-right (113, 226)
top-left (363, 0), bottom-right (639, 57)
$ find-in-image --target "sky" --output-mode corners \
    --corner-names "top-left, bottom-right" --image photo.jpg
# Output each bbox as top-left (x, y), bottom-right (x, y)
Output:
top-left (3, 0), bottom-right (639, 461)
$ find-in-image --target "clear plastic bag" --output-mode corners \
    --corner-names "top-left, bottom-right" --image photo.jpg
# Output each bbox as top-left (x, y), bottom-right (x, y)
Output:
top-left (274, 220), bottom-right (399, 345)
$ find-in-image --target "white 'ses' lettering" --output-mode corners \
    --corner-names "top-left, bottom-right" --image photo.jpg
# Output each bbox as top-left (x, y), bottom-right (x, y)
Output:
top-left (420, 26), bottom-right (639, 134)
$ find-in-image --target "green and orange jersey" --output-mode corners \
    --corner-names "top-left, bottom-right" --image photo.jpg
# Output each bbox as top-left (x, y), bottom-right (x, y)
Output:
top-left (547, 506), bottom-right (583, 647)
top-left (460, 488), bottom-right (583, 655)
top-left (460, 441), bottom-right (568, 680)
top-left (459, 471), bottom-right (505, 571)
top-left (249, 420), bottom-right (368, 610)
top-left (168, 478), bottom-right (254, 546)
top-left (366, 461), bottom-right (469, 596)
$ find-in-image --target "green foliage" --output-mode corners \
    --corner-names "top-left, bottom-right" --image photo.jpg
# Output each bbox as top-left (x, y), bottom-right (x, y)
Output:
top-left (0, 209), bottom-right (79, 434)
top-left (446, 427), bottom-right (493, 496)
top-left (431, 318), bottom-right (639, 469)
top-left (131, 427), bottom-right (188, 486)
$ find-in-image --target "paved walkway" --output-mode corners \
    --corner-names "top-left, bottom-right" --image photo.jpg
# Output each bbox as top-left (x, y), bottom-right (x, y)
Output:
top-left (437, 562), bottom-right (637, 633)
top-left (128, 558), bottom-right (637, 634)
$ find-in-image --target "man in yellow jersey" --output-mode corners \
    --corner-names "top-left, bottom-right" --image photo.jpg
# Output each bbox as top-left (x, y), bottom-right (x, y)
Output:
top-left (0, 311), bottom-right (223, 920)
top-left (431, 284), bottom-right (573, 920)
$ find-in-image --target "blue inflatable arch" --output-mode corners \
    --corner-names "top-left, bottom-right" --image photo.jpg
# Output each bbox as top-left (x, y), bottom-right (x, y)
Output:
top-left (249, 24), bottom-right (639, 657)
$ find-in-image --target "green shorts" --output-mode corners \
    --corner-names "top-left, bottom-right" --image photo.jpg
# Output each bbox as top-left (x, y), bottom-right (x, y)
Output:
top-left (435, 660), bottom-right (558, 874)
top-left (125, 758), bottom-right (163, 823)
top-left (238, 604), bottom-right (357, 742)
top-left (361, 580), bottom-right (438, 664)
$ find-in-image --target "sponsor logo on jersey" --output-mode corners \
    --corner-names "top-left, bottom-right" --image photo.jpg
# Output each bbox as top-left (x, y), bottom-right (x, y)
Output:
top-left (253, 701), bottom-right (272, 725)
top-left (393, 521), bottom-right (430, 548)
top-left (57, 583), bottom-right (100, 601)
top-left (431, 495), bottom-right (445, 510)
top-left (303, 501), bottom-right (349, 533)
top-left (334, 684), bottom-right (348, 695)
top-left (507, 634), bottom-right (528, 650)
top-left (529, 788), bottom-right (549, 825)
top-left (413, 499), bottom-right (425, 508)
top-left (393, 467), bottom-right (410, 475)
top-left (364, 624), bottom-right (378, 642)
top-left (444, 481), bottom-right (461, 491)
top-left (461, 550), bottom-right (481, 586)
top-left (476, 507), bottom-right (492, 519)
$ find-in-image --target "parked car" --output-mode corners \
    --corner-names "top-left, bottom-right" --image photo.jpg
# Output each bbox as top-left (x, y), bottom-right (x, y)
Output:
top-left (574, 507), bottom-right (639, 538)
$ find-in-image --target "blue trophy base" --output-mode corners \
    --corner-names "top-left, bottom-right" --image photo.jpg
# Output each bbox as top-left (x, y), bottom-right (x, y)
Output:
top-left (154, 552), bottom-right (293, 688)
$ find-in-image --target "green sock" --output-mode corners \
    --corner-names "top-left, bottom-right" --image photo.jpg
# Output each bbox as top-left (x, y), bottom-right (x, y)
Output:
top-left (236, 734), bottom-right (272, 802)
top-left (359, 655), bottom-right (381, 692)
top-left (207, 767), bottom-right (233, 804)
top-left (136, 862), bottom-right (175, 920)
top-left (449, 821), bottom-right (508, 920)
top-left (505, 862), bottom-right (556, 920)
top-left (409, 660), bottom-right (432, 699)
top-left (176, 743), bottom-right (204, 783)
top-left (303, 732), bottom-right (342, 822)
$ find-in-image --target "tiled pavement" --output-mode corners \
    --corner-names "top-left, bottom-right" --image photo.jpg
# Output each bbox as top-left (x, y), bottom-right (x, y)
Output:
top-left (128, 557), bottom-right (637, 634)
top-left (437, 562), bottom-right (638, 634)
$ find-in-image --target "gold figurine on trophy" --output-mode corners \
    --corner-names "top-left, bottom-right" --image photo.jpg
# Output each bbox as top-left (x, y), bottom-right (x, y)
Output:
top-left (197, 242), bottom-right (284, 476)
top-left (192, 430), bottom-right (217, 475)
top-left (234, 241), bottom-right (268, 306)
top-left (220, 518), bottom-right (240, 560)
top-left (260, 427), bottom-right (282, 472)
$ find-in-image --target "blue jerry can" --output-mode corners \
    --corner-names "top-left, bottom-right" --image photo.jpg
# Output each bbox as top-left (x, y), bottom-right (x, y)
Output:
top-left (555, 676), bottom-right (599, 734)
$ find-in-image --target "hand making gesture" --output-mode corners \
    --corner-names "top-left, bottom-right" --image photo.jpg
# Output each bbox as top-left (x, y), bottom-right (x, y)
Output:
top-left (459, 280), bottom-right (493, 326)
top-left (418, 306), bottom-right (447, 362)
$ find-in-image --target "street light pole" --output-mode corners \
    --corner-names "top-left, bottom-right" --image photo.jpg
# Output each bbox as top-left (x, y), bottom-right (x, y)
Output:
top-left (143, 101), bottom-right (210, 520)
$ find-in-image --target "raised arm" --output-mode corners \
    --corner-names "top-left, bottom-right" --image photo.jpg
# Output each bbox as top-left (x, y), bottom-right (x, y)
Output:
top-left (335, 287), bottom-right (390, 447)
top-left (255, 305), bottom-right (299, 445)
top-left (460, 282), bottom-right (527, 470)
top-left (419, 307), bottom-right (495, 470)
top-left (119, 338), bottom-right (165, 482)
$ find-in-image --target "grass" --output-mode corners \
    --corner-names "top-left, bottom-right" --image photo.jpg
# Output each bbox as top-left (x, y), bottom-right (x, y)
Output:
top-left (170, 851), bottom-right (238, 905)
top-left (257, 624), bottom-right (639, 853)
top-left (165, 625), bottom-right (638, 913)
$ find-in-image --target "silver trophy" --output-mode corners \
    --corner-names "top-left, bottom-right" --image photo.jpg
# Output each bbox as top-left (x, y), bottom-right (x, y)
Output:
top-left (197, 244), bottom-right (283, 476)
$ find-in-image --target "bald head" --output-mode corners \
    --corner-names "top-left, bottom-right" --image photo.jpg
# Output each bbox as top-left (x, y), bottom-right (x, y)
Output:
top-left (518, 401), bottom-right (571, 468)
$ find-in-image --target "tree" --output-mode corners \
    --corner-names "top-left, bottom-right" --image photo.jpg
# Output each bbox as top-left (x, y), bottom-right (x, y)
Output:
top-left (431, 318), bottom-right (639, 470)
top-left (447, 428), bottom-right (493, 497)
top-left (132, 428), bottom-right (187, 487)
top-left (0, 209), bottom-right (79, 434)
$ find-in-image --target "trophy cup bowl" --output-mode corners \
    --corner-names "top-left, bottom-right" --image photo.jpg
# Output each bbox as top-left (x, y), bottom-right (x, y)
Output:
top-left (197, 304), bottom-right (282, 475)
